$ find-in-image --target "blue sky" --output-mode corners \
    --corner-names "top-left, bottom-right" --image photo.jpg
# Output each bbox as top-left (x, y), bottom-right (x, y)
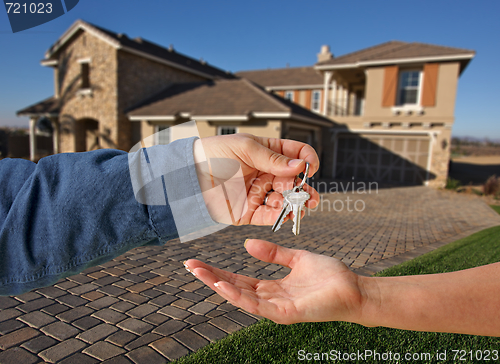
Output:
top-left (0, 0), bottom-right (498, 138)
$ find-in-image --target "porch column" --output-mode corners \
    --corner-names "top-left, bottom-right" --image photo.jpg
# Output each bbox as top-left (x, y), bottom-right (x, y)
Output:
top-left (29, 116), bottom-right (37, 162)
top-left (331, 79), bottom-right (337, 116)
top-left (322, 71), bottom-right (333, 116)
top-left (338, 84), bottom-right (344, 115)
top-left (50, 117), bottom-right (59, 154)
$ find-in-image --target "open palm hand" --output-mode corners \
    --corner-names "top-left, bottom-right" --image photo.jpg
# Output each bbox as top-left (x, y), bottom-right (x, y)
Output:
top-left (185, 239), bottom-right (364, 324)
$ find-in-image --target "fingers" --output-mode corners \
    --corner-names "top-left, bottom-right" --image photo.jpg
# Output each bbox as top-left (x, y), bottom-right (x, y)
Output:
top-left (242, 136), bottom-right (319, 178)
top-left (185, 259), bottom-right (261, 314)
top-left (244, 239), bottom-right (301, 269)
top-left (263, 137), bottom-right (320, 177)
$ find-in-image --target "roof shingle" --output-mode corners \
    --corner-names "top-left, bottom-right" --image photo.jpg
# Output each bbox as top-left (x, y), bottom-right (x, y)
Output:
top-left (317, 41), bottom-right (475, 66)
top-left (235, 67), bottom-right (323, 88)
top-left (127, 79), bottom-right (332, 126)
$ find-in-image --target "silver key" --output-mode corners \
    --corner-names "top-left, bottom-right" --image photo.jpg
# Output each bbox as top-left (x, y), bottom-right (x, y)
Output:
top-left (287, 188), bottom-right (310, 235)
top-left (272, 189), bottom-right (292, 232)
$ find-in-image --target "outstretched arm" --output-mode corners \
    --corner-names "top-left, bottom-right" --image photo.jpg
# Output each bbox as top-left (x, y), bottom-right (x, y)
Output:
top-left (185, 239), bottom-right (500, 337)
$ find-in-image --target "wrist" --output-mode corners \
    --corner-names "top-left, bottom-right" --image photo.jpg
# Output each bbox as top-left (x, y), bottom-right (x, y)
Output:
top-left (353, 275), bottom-right (383, 327)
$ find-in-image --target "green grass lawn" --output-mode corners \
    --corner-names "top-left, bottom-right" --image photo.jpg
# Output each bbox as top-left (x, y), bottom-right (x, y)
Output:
top-left (490, 205), bottom-right (500, 215)
top-left (174, 217), bottom-right (500, 363)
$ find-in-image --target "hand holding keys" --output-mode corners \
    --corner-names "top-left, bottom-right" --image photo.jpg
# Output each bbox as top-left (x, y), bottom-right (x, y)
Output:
top-left (272, 163), bottom-right (311, 235)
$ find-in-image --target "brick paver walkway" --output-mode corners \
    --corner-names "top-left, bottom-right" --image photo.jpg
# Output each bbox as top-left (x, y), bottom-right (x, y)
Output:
top-left (0, 186), bottom-right (499, 363)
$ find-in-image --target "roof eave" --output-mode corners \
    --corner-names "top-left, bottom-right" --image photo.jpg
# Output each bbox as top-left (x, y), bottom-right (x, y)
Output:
top-left (315, 53), bottom-right (476, 71)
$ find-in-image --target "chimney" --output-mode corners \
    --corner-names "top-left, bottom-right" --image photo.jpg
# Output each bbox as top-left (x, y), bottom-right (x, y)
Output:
top-left (317, 45), bottom-right (334, 63)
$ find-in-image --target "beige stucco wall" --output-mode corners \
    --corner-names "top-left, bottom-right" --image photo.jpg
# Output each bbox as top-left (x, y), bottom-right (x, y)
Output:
top-left (238, 120), bottom-right (281, 138)
top-left (363, 62), bottom-right (460, 121)
top-left (57, 31), bottom-right (119, 153)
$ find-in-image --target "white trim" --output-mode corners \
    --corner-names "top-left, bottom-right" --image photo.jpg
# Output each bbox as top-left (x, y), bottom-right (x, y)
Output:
top-left (334, 128), bottom-right (440, 136)
top-left (391, 105), bottom-right (424, 115)
top-left (77, 88), bottom-right (93, 96)
top-left (40, 59), bottom-right (58, 67)
top-left (193, 115), bottom-right (249, 121)
top-left (322, 71), bottom-right (333, 115)
top-left (252, 112), bottom-right (290, 118)
top-left (315, 53), bottom-right (475, 71)
top-left (266, 85), bottom-right (324, 91)
top-left (77, 57), bottom-right (91, 64)
top-left (129, 115), bottom-right (177, 121)
top-left (129, 112), bottom-right (330, 126)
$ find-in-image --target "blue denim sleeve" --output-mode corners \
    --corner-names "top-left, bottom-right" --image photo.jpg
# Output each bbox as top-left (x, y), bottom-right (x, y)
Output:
top-left (0, 137), bottom-right (212, 296)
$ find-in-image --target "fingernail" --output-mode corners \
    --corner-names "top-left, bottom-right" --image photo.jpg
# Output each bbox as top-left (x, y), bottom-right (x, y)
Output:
top-left (183, 261), bottom-right (190, 272)
top-left (244, 239), bottom-right (249, 248)
top-left (288, 159), bottom-right (303, 167)
top-left (190, 270), bottom-right (197, 277)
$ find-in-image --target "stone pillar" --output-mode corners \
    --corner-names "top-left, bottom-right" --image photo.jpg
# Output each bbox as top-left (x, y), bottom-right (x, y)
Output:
top-left (50, 118), bottom-right (59, 155)
top-left (29, 117), bottom-right (37, 162)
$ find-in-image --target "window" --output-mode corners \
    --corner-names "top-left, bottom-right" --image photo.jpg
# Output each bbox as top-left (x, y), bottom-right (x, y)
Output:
top-left (311, 90), bottom-right (321, 112)
top-left (397, 70), bottom-right (421, 105)
top-left (156, 125), bottom-right (170, 145)
top-left (80, 62), bottom-right (90, 89)
top-left (284, 91), bottom-right (294, 102)
top-left (218, 126), bottom-right (237, 135)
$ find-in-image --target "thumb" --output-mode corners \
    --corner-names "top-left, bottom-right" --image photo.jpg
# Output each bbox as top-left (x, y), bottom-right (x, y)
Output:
top-left (244, 239), bottom-right (300, 269)
top-left (247, 143), bottom-right (305, 177)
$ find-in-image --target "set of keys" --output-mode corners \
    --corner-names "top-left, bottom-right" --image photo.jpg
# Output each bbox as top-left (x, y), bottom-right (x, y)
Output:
top-left (271, 162), bottom-right (310, 235)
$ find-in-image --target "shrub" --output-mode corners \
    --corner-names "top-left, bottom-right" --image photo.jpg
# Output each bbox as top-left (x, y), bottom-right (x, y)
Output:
top-left (484, 175), bottom-right (500, 196)
top-left (445, 177), bottom-right (461, 190)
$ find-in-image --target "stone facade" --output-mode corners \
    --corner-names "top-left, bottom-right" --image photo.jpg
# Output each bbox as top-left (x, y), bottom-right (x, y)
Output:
top-left (54, 31), bottom-right (210, 153)
top-left (57, 31), bottom-right (119, 153)
top-left (117, 50), bottom-right (206, 150)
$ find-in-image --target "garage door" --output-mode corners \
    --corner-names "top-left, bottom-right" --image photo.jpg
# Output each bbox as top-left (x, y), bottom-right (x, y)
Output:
top-left (288, 128), bottom-right (313, 145)
top-left (335, 134), bottom-right (430, 185)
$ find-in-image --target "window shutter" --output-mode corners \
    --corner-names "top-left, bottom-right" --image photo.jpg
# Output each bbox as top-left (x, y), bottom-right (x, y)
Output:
top-left (305, 90), bottom-right (312, 109)
top-left (421, 63), bottom-right (439, 107)
top-left (382, 66), bottom-right (398, 107)
top-left (294, 90), bottom-right (300, 104)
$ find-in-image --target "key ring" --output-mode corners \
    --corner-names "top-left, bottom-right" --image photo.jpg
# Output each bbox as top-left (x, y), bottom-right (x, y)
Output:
top-left (263, 189), bottom-right (273, 206)
top-left (297, 162), bottom-right (309, 190)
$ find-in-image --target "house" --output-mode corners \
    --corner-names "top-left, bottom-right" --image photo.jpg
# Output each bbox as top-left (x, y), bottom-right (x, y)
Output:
top-left (239, 43), bottom-right (475, 187)
top-left (17, 20), bottom-right (331, 162)
top-left (17, 20), bottom-right (475, 188)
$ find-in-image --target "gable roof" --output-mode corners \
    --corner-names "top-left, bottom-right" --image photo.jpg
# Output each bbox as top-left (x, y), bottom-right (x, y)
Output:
top-left (43, 20), bottom-right (234, 80)
top-left (316, 41), bottom-right (475, 72)
top-left (17, 96), bottom-right (60, 117)
top-left (235, 67), bottom-right (323, 89)
top-left (127, 78), bottom-right (332, 127)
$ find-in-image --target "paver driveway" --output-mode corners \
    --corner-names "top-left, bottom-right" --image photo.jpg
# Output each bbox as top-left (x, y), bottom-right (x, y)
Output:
top-left (0, 186), bottom-right (499, 363)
